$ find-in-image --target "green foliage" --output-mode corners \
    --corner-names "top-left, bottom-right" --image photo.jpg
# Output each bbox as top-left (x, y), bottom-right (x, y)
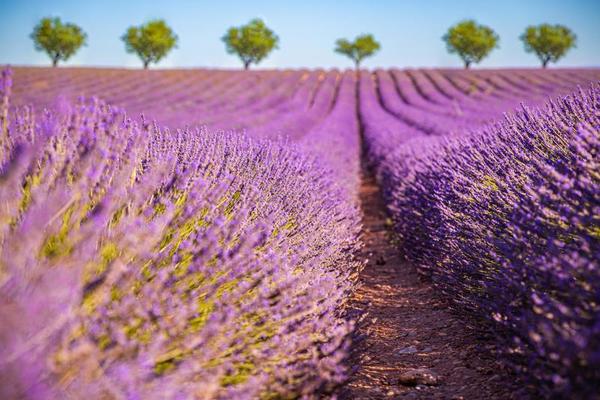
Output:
top-left (442, 20), bottom-right (499, 68)
top-left (40, 205), bottom-right (75, 260)
top-left (122, 20), bottom-right (178, 69)
top-left (30, 17), bottom-right (86, 67)
top-left (334, 34), bottom-right (380, 68)
top-left (520, 24), bottom-right (577, 68)
top-left (222, 19), bottom-right (279, 70)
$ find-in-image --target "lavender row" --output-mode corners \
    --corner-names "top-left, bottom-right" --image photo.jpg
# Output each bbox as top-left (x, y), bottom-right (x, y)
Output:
top-left (0, 69), bottom-right (361, 399)
top-left (301, 71), bottom-right (362, 200)
top-left (362, 81), bottom-right (600, 396)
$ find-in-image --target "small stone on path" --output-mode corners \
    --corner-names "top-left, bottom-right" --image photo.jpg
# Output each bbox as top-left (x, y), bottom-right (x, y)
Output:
top-left (398, 368), bottom-right (441, 386)
top-left (398, 345), bottom-right (418, 354)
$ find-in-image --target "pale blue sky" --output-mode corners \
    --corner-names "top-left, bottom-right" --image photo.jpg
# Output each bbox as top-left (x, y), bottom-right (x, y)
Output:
top-left (0, 0), bottom-right (598, 69)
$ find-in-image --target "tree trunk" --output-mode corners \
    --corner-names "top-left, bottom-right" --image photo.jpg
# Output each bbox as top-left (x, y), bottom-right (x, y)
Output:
top-left (464, 60), bottom-right (471, 69)
top-left (143, 60), bottom-right (149, 69)
top-left (244, 61), bottom-right (250, 70)
top-left (355, 60), bottom-right (360, 70)
top-left (52, 57), bottom-right (59, 67)
top-left (542, 58), bottom-right (549, 68)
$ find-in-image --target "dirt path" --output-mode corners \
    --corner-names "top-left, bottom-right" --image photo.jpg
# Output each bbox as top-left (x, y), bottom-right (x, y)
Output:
top-left (338, 170), bottom-right (529, 400)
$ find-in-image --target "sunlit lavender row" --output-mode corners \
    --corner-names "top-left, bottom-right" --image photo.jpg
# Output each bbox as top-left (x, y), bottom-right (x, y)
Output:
top-left (362, 74), bottom-right (600, 396)
top-left (0, 69), bottom-right (362, 399)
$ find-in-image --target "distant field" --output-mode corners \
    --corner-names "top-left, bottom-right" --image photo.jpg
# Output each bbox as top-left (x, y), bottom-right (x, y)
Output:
top-left (12, 67), bottom-right (600, 135)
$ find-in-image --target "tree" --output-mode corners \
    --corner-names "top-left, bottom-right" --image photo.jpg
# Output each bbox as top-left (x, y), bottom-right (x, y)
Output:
top-left (334, 34), bottom-right (380, 69)
top-left (442, 20), bottom-right (499, 68)
top-left (30, 17), bottom-right (86, 67)
top-left (520, 24), bottom-right (576, 68)
top-left (222, 19), bottom-right (279, 70)
top-left (122, 20), bottom-right (178, 69)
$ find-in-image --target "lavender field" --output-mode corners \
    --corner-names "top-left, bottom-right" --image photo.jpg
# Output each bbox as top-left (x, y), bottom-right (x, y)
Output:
top-left (1, 66), bottom-right (599, 399)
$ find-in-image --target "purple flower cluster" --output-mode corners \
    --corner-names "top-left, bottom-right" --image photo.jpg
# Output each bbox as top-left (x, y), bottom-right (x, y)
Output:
top-left (0, 69), bottom-right (361, 399)
top-left (363, 77), bottom-right (600, 396)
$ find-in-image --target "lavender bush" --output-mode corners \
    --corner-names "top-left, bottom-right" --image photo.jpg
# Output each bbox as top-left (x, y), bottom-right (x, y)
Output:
top-left (0, 69), bottom-right (361, 399)
top-left (365, 84), bottom-right (599, 396)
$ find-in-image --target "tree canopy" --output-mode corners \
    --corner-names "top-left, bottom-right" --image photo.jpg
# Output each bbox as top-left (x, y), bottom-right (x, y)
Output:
top-left (334, 34), bottom-right (380, 69)
top-left (442, 20), bottom-right (499, 68)
top-left (222, 19), bottom-right (279, 70)
top-left (30, 17), bottom-right (87, 67)
top-left (122, 20), bottom-right (178, 69)
top-left (520, 24), bottom-right (576, 68)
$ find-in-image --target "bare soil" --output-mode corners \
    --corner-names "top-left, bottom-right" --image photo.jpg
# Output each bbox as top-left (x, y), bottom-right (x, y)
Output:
top-left (338, 170), bottom-right (530, 400)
